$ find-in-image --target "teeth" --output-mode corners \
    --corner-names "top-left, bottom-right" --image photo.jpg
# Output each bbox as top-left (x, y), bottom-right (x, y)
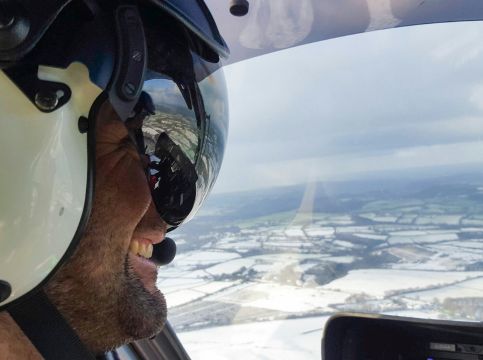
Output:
top-left (140, 243), bottom-right (148, 258)
top-left (129, 240), bottom-right (139, 255)
top-left (129, 240), bottom-right (153, 259)
top-left (138, 242), bottom-right (146, 256)
top-left (147, 243), bottom-right (153, 258)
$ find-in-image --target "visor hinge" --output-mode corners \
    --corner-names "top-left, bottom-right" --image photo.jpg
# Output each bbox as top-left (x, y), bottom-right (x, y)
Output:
top-left (108, 5), bottom-right (147, 121)
top-left (4, 65), bottom-right (71, 113)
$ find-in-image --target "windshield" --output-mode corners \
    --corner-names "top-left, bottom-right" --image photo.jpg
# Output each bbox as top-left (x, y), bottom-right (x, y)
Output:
top-left (158, 21), bottom-right (483, 359)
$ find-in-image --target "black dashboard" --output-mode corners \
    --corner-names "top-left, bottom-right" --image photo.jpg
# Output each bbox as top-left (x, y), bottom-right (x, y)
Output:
top-left (322, 313), bottom-right (483, 360)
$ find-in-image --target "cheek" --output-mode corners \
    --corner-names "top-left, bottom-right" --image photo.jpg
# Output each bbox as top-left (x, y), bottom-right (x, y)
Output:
top-left (95, 151), bottom-right (152, 229)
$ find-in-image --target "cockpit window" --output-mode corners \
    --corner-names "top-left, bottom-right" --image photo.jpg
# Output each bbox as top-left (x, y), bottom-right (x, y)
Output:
top-left (158, 21), bottom-right (483, 358)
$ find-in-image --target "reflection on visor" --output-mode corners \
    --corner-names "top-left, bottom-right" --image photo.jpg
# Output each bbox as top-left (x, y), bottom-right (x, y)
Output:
top-left (142, 77), bottom-right (200, 164)
top-left (128, 66), bottom-right (228, 229)
top-left (149, 133), bottom-right (198, 226)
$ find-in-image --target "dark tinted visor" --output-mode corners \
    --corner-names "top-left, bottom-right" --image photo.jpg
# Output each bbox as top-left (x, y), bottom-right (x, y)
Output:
top-left (130, 62), bottom-right (228, 229)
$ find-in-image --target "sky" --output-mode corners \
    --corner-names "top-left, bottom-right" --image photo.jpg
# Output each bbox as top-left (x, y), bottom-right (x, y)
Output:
top-left (211, 21), bottom-right (483, 194)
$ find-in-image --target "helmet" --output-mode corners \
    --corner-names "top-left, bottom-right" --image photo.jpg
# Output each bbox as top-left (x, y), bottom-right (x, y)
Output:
top-left (0, 0), bottom-right (229, 308)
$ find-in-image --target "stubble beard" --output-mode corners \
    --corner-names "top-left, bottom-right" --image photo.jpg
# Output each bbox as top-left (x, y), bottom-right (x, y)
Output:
top-left (119, 256), bottom-right (167, 341)
top-left (44, 194), bottom-right (167, 354)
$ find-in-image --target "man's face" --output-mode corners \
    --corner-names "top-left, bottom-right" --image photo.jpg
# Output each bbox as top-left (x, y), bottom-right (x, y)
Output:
top-left (45, 102), bottom-right (168, 353)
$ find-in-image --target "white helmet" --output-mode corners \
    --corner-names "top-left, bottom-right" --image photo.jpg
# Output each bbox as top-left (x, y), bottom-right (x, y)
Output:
top-left (0, 0), bottom-right (229, 308)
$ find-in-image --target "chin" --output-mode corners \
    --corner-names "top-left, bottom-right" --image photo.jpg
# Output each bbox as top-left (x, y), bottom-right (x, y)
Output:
top-left (118, 257), bottom-right (168, 341)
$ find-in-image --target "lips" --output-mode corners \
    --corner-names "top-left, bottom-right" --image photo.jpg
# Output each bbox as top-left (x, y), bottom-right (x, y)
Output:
top-left (127, 220), bottom-right (167, 293)
top-left (129, 219), bottom-right (167, 260)
top-left (128, 252), bottom-right (158, 293)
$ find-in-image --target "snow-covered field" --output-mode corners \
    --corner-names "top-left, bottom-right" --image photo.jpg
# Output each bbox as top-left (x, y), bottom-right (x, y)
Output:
top-left (322, 269), bottom-right (483, 297)
top-left (388, 231), bottom-right (459, 245)
top-left (203, 282), bottom-right (350, 313)
top-left (163, 178), bottom-right (483, 359)
top-left (174, 251), bottom-right (241, 267)
top-left (405, 277), bottom-right (483, 302)
top-left (178, 316), bottom-right (329, 360)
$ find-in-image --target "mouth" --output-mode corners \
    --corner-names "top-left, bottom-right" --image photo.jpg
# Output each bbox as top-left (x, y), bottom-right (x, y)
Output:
top-left (127, 218), bottom-right (167, 290)
top-left (129, 239), bottom-right (154, 259)
top-left (128, 238), bottom-right (164, 292)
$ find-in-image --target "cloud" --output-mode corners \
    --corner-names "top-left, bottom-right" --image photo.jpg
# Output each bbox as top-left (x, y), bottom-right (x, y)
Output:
top-left (214, 21), bottom-right (483, 194)
top-left (470, 84), bottom-right (483, 112)
top-left (215, 141), bottom-right (483, 193)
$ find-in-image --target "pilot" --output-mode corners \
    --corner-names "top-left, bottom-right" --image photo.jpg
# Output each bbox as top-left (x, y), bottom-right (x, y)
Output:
top-left (0, 0), bottom-right (229, 358)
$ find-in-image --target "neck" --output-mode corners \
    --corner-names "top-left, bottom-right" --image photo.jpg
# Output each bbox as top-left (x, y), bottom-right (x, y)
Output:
top-left (0, 311), bottom-right (42, 359)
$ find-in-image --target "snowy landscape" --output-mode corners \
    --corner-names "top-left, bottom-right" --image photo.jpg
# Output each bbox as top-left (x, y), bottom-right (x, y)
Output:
top-left (157, 172), bottom-right (483, 359)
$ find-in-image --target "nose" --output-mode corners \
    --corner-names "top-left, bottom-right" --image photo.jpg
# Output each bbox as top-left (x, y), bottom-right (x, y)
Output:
top-left (134, 201), bottom-right (167, 245)
top-left (140, 201), bottom-right (177, 266)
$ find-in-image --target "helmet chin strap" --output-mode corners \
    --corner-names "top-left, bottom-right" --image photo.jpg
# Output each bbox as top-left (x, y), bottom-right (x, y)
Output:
top-left (8, 290), bottom-right (96, 359)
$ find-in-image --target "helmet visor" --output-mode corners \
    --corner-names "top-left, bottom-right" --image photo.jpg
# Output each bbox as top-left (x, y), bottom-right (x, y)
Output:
top-left (129, 64), bottom-right (228, 229)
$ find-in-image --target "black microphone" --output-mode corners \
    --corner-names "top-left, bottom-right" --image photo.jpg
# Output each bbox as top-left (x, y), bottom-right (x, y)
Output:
top-left (151, 237), bottom-right (177, 266)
